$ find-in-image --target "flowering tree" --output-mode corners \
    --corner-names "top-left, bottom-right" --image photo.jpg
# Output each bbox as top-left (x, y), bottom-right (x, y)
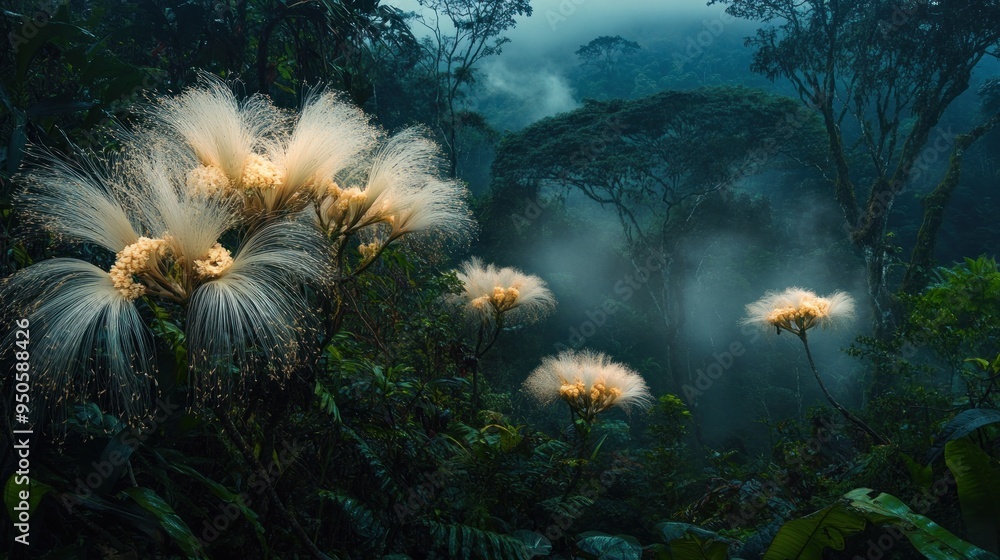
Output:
top-left (4, 75), bottom-right (474, 421)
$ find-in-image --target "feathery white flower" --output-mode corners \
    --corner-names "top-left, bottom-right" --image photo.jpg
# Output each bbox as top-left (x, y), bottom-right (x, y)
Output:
top-left (524, 350), bottom-right (653, 419)
top-left (186, 220), bottom-right (329, 400)
top-left (314, 128), bottom-right (473, 244)
top-left (2, 259), bottom-right (155, 419)
top-left (742, 287), bottom-right (856, 336)
top-left (18, 155), bottom-right (140, 251)
top-left (148, 75), bottom-right (281, 184)
top-left (455, 258), bottom-right (555, 325)
top-left (8, 133), bottom-right (328, 415)
top-left (276, 90), bottom-right (376, 200)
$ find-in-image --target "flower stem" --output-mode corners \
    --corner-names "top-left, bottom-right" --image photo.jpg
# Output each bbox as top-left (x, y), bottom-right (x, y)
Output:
top-left (798, 333), bottom-right (890, 446)
top-left (562, 409), bottom-right (592, 500)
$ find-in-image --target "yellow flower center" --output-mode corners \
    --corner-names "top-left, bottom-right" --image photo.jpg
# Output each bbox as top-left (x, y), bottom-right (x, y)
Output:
top-left (186, 164), bottom-right (231, 197)
top-left (110, 237), bottom-right (169, 300)
top-left (358, 241), bottom-right (380, 261)
top-left (241, 153), bottom-right (283, 191)
top-left (490, 286), bottom-right (520, 313)
top-left (194, 243), bottom-right (234, 278)
top-left (558, 380), bottom-right (624, 415)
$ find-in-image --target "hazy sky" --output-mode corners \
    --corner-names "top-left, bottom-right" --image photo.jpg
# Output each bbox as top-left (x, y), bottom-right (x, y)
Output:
top-left (387, 0), bottom-right (728, 53)
top-left (385, 0), bottom-right (744, 127)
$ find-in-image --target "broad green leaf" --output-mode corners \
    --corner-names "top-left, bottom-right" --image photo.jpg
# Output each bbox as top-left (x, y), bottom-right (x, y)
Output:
top-left (122, 487), bottom-right (203, 558)
top-left (512, 529), bottom-right (551, 558)
top-left (901, 452), bottom-right (934, 489)
top-left (925, 409), bottom-right (1000, 464)
top-left (167, 462), bottom-right (264, 538)
top-left (91, 428), bottom-right (139, 496)
top-left (846, 488), bottom-right (999, 560)
top-left (577, 534), bottom-right (642, 560)
top-left (656, 522), bottom-right (730, 560)
top-left (668, 533), bottom-right (729, 560)
top-left (763, 502), bottom-right (865, 560)
top-left (945, 439), bottom-right (1000, 553)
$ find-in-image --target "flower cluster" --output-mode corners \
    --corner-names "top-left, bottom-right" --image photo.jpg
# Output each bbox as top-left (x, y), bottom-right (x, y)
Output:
top-left (193, 243), bottom-right (235, 278)
top-left (742, 287), bottom-right (856, 336)
top-left (109, 237), bottom-right (169, 300)
top-left (4, 75), bottom-right (475, 420)
top-left (524, 350), bottom-right (652, 421)
top-left (145, 78), bottom-right (473, 245)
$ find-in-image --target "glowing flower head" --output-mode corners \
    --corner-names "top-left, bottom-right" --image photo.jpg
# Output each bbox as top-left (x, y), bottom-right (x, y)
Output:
top-left (455, 258), bottom-right (555, 324)
top-left (313, 128), bottom-right (474, 246)
top-left (524, 350), bottom-right (652, 420)
top-left (742, 287), bottom-right (856, 336)
top-left (144, 74), bottom-right (281, 187)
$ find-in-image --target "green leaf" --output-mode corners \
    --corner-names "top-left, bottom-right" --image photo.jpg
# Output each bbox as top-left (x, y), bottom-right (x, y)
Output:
top-left (167, 462), bottom-right (265, 539)
top-left (846, 488), bottom-right (999, 560)
top-left (5, 474), bottom-right (53, 521)
top-left (511, 530), bottom-right (551, 558)
top-left (318, 491), bottom-right (385, 544)
top-left (945, 439), bottom-right (1000, 553)
top-left (967, 358), bottom-right (992, 370)
top-left (925, 409), bottom-right (1000, 464)
top-left (901, 452), bottom-right (934, 489)
top-left (122, 487), bottom-right (204, 558)
top-left (315, 381), bottom-right (341, 423)
top-left (428, 522), bottom-right (531, 560)
top-left (668, 533), bottom-right (729, 560)
top-left (763, 502), bottom-right (866, 560)
top-left (656, 522), bottom-right (730, 560)
top-left (577, 534), bottom-right (642, 560)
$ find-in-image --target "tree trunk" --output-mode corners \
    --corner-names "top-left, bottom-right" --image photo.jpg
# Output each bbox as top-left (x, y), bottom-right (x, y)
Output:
top-left (900, 112), bottom-right (1000, 295)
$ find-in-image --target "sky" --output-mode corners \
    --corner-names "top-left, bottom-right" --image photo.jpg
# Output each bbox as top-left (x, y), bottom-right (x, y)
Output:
top-left (386, 0), bottom-right (749, 128)
top-left (388, 0), bottom-right (728, 59)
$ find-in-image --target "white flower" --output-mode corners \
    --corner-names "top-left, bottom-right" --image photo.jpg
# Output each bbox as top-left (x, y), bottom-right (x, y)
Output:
top-left (524, 350), bottom-right (653, 419)
top-left (455, 258), bottom-right (555, 325)
top-left (742, 287), bottom-right (856, 336)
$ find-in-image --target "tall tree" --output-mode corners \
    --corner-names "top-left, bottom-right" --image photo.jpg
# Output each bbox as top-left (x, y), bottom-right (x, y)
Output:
top-left (712, 0), bottom-right (1000, 377)
top-left (491, 87), bottom-right (822, 394)
top-left (414, 0), bottom-right (532, 175)
top-left (576, 35), bottom-right (641, 79)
